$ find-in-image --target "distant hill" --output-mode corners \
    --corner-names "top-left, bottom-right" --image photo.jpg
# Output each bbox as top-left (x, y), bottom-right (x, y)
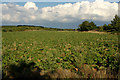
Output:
top-left (17, 25), bottom-right (44, 28)
top-left (2, 25), bottom-right (76, 32)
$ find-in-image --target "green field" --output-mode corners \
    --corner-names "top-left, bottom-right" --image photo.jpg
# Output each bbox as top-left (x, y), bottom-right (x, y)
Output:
top-left (2, 31), bottom-right (120, 79)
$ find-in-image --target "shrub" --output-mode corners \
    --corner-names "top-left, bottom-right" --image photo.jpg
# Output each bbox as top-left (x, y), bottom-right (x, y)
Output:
top-left (78, 21), bottom-right (96, 31)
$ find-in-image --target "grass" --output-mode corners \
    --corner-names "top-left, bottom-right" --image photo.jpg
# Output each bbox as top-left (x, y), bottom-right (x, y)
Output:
top-left (2, 31), bottom-right (120, 79)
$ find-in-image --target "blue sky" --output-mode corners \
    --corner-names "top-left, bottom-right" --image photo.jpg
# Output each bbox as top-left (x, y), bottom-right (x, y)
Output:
top-left (1, 0), bottom-right (119, 2)
top-left (1, 0), bottom-right (119, 29)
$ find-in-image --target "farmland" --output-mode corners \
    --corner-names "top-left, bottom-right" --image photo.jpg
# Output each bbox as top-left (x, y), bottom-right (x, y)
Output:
top-left (2, 31), bottom-right (120, 79)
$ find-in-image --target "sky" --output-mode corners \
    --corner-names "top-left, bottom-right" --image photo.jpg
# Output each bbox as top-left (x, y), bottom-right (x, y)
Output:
top-left (1, 0), bottom-right (119, 29)
top-left (1, 0), bottom-right (119, 2)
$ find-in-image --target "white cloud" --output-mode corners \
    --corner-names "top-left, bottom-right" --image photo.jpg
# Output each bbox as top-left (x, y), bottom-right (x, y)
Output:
top-left (1, 1), bottom-right (118, 28)
top-left (24, 2), bottom-right (38, 10)
top-left (95, 0), bottom-right (104, 2)
top-left (40, 1), bottom-right (118, 22)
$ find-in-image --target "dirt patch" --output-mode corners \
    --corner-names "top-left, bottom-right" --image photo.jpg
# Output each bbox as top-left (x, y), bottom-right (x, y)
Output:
top-left (87, 31), bottom-right (107, 34)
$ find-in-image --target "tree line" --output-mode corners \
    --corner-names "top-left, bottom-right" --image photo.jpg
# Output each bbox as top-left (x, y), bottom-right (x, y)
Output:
top-left (77, 15), bottom-right (120, 33)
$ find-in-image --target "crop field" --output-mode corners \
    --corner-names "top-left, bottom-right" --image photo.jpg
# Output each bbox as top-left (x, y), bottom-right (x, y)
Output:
top-left (2, 31), bottom-right (120, 79)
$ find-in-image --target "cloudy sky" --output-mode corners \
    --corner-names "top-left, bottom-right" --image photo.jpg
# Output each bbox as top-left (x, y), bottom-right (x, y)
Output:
top-left (1, 0), bottom-right (119, 2)
top-left (1, 0), bottom-right (119, 29)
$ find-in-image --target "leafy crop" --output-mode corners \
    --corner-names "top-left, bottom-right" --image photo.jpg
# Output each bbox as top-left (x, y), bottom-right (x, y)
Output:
top-left (2, 31), bottom-right (120, 76)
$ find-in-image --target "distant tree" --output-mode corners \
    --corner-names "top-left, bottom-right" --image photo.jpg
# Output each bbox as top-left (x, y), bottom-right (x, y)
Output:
top-left (89, 21), bottom-right (96, 30)
top-left (111, 15), bottom-right (119, 26)
top-left (80, 21), bottom-right (89, 31)
top-left (98, 26), bottom-right (103, 32)
top-left (116, 20), bottom-right (120, 31)
top-left (107, 24), bottom-right (114, 31)
top-left (103, 24), bottom-right (108, 30)
top-left (111, 15), bottom-right (120, 31)
top-left (78, 21), bottom-right (96, 31)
